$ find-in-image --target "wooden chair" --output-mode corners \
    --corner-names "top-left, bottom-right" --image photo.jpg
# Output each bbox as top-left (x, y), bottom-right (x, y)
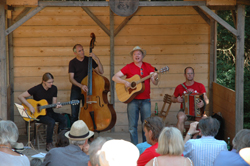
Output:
top-left (158, 94), bottom-right (172, 121)
top-left (34, 122), bottom-right (59, 149)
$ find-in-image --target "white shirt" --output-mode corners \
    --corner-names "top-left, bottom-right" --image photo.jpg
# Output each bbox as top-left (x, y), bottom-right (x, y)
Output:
top-left (183, 136), bottom-right (227, 166)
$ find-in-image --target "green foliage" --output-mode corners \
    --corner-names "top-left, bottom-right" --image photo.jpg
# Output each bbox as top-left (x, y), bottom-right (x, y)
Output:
top-left (217, 6), bottom-right (250, 129)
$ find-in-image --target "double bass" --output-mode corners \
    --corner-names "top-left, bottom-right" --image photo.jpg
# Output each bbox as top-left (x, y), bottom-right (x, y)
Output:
top-left (79, 33), bottom-right (116, 132)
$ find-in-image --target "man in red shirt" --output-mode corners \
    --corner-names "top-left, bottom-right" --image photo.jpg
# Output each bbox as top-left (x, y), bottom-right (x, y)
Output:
top-left (171, 67), bottom-right (209, 135)
top-left (112, 46), bottom-right (159, 145)
top-left (137, 116), bottom-right (164, 166)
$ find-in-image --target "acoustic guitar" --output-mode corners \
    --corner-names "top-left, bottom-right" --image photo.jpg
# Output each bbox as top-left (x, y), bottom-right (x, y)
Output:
top-left (21, 99), bottom-right (79, 122)
top-left (116, 66), bottom-right (169, 103)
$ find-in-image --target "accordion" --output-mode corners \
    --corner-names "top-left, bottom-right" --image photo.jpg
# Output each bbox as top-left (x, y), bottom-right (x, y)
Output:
top-left (182, 93), bottom-right (204, 117)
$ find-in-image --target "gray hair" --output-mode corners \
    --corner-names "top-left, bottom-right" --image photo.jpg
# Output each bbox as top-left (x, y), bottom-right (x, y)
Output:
top-left (199, 117), bottom-right (220, 136)
top-left (89, 137), bottom-right (112, 166)
top-left (73, 44), bottom-right (82, 53)
top-left (0, 120), bottom-right (19, 146)
top-left (30, 158), bottom-right (42, 166)
top-left (233, 129), bottom-right (250, 153)
top-left (143, 116), bottom-right (164, 142)
top-left (69, 140), bottom-right (85, 146)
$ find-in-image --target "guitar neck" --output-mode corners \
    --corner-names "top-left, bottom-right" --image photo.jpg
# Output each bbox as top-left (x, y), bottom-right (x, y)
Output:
top-left (136, 72), bottom-right (158, 84)
top-left (39, 101), bottom-right (71, 110)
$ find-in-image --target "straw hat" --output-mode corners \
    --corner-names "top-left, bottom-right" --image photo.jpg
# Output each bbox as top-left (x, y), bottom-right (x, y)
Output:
top-left (99, 139), bottom-right (139, 166)
top-left (65, 120), bottom-right (94, 141)
top-left (130, 46), bottom-right (146, 57)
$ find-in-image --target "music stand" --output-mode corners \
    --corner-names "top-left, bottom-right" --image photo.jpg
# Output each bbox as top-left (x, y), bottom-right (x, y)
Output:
top-left (15, 103), bottom-right (39, 152)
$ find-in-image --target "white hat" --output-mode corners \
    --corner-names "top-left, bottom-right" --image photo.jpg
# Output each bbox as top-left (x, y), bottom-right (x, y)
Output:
top-left (65, 120), bottom-right (94, 141)
top-left (130, 46), bottom-right (146, 57)
top-left (99, 139), bottom-right (139, 166)
top-left (239, 147), bottom-right (250, 165)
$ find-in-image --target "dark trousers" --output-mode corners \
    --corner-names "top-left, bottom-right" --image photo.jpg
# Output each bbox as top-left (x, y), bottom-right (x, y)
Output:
top-left (38, 110), bottom-right (67, 143)
top-left (70, 88), bottom-right (84, 126)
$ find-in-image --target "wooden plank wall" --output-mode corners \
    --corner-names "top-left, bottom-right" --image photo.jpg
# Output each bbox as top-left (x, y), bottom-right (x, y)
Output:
top-left (213, 82), bottom-right (235, 141)
top-left (12, 6), bottom-right (210, 134)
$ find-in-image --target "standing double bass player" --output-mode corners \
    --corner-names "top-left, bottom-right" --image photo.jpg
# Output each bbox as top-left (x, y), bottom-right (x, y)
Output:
top-left (68, 44), bottom-right (104, 125)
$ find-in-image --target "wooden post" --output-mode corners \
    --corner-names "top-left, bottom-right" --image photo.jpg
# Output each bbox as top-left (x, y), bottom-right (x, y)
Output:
top-left (235, 5), bottom-right (245, 133)
top-left (209, 18), bottom-right (217, 116)
top-left (0, 1), bottom-right (8, 120)
top-left (8, 13), bottom-right (14, 121)
top-left (110, 9), bottom-right (115, 132)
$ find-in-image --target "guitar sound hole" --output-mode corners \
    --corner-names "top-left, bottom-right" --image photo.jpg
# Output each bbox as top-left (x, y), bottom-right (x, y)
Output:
top-left (37, 104), bottom-right (41, 113)
top-left (131, 82), bottom-right (136, 89)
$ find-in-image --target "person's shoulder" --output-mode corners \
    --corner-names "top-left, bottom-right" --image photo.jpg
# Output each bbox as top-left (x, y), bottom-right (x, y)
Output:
top-left (136, 142), bottom-right (151, 148)
top-left (51, 85), bottom-right (57, 89)
top-left (194, 81), bottom-right (205, 86)
top-left (127, 62), bottom-right (135, 66)
top-left (143, 62), bottom-right (152, 66)
top-left (176, 83), bottom-right (185, 89)
top-left (49, 146), bottom-right (66, 154)
top-left (214, 139), bottom-right (227, 145)
top-left (69, 57), bottom-right (77, 62)
top-left (143, 62), bottom-right (155, 69)
top-left (30, 84), bottom-right (42, 90)
top-left (122, 63), bottom-right (134, 69)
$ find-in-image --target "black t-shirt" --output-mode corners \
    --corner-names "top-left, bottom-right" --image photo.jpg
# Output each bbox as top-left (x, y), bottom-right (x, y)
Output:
top-left (68, 57), bottom-right (98, 90)
top-left (28, 84), bottom-right (57, 112)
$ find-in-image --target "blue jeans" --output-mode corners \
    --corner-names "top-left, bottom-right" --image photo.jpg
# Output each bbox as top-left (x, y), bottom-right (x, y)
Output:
top-left (70, 88), bottom-right (85, 125)
top-left (38, 111), bottom-right (67, 143)
top-left (127, 99), bottom-right (151, 145)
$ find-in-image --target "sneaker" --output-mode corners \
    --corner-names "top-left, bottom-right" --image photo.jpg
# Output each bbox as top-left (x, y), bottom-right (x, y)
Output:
top-left (46, 143), bottom-right (54, 151)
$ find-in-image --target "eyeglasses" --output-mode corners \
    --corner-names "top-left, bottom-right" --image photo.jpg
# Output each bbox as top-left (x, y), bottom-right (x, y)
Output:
top-left (186, 73), bottom-right (194, 75)
top-left (140, 68), bottom-right (143, 76)
top-left (46, 80), bottom-right (54, 84)
top-left (144, 119), bottom-right (154, 130)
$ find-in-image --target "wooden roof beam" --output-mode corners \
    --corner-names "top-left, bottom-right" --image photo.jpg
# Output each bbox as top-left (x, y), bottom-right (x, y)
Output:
top-left (5, 5), bottom-right (44, 36)
top-left (237, 0), bottom-right (250, 6)
top-left (39, 1), bottom-right (108, 7)
top-left (13, 7), bottom-right (32, 24)
top-left (38, 1), bottom-right (206, 7)
top-left (139, 1), bottom-right (206, 6)
top-left (193, 6), bottom-right (210, 25)
top-left (81, 7), bottom-right (110, 36)
top-left (198, 5), bottom-right (238, 36)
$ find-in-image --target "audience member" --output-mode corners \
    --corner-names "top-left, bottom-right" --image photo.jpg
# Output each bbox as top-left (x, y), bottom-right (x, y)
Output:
top-left (0, 120), bottom-right (30, 166)
top-left (146, 127), bottom-right (193, 166)
top-left (183, 117), bottom-right (227, 166)
top-left (99, 139), bottom-right (139, 166)
top-left (30, 158), bottom-right (42, 166)
top-left (41, 120), bottom-right (94, 166)
top-left (55, 129), bottom-right (69, 147)
top-left (214, 129), bottom-right (250, 166)
top-left (88, 137), bottom-right (112, 166)
top-left (137, 116), bottom-right (164, 166)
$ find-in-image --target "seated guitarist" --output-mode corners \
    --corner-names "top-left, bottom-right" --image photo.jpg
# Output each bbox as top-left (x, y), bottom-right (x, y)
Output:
top-left (18, 72), bottom-right (67, 151)
top-left (171, 67), bottom-right (209, 136)
top-left (112, 46), bottom-right (159, 145)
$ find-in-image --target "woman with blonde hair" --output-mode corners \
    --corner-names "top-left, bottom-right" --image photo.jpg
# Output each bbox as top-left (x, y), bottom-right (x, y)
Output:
top-left (146, 127), bottom-right (193, 166)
